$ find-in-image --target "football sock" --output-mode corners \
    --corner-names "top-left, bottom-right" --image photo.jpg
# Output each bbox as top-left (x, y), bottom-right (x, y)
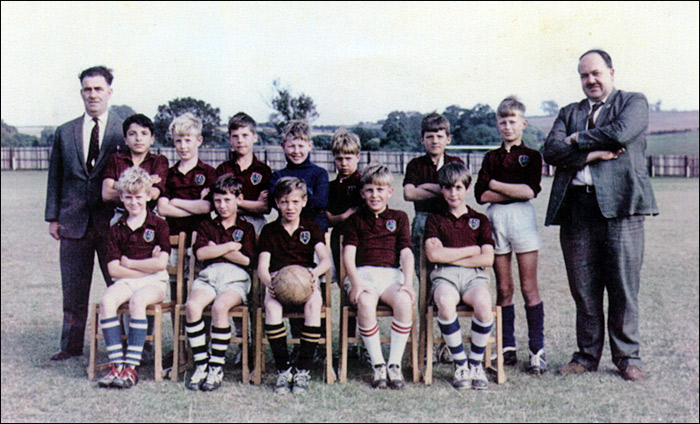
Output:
top-left (468, 317), bottom-right (493, 366)
top-left (186, 318), bottom-right (209, 366)
top-left (295, 325), bottom-right (321, 371)
top-left (359, 322), bottom-right (384, 366)
top-left (100, 316), bottom-right (123, 365)
top-left (525, 301), bottom-right (545, 353)
top-left (501, 303), bottom-right (516, 349)
top-left (124, 318), bottom-right (148, 367)
top-left (388, 319), bottom-right (412, 366)
top-left (438, 316), bottom-right (467, 365)
top-left (210, 325), bottom-right (231, 367)
top-left (266, 323), bottom-right (290, 371)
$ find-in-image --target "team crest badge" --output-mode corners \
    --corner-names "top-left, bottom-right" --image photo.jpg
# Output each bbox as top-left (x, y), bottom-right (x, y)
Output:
top-left (144, 228), bottom-right (155, 243)
top-left (386, 220), bottom-right (397, 232)
top-left (300, 231), bottom-right (311, 245)
top-left (195, 174), bottom-right (206, 186)
top-left (251, 172), bottom-right (262, 185)
top-left (518, 155), bottom-right (530, 167)
top-left (469, 218), bottom-right (480, 230)
top-left (233, 229), bottom-right (244, 242)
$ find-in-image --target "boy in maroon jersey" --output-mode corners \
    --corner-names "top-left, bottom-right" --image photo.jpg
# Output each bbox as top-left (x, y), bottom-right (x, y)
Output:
top-left (343, 164), bottom-right (415, 390)
top-left (96, 167), bottom-right (170, 389)
top-left (215, 112), bottom-right (271, 234)
top-left (102, 114), bottom-right (169, 222)
top-left (258, 177), bottom-right (331, 395)
top-left (474, 96), bottom-right (546, 375)
top-left (184, 174), bottom-right (256, 392)
top-left (424, 162), bottom-right (495, 390)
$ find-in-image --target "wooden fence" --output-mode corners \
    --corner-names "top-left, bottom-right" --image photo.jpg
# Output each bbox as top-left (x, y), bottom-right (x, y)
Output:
top-left (2, 146), bottom-right (698, 177)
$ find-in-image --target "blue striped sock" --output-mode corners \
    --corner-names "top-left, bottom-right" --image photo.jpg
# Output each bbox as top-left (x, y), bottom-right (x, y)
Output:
top-left (100, 316), bottom-right (124, 365)
top-left (438, 316), bottom-right (467, 365)
top-left (124, 318), bottom-right (148, 367)
top-left (469, 317), bottom-right (493, 366)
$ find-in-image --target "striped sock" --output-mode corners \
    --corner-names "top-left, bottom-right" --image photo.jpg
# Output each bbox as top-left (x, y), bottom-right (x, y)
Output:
top-left (210, 325), bottom-right (231, 367)
top-left (295, 325), bottom-right (321, 371)
top-left (388, 319), bottom-right (412, 366)
top-left (100, 316), bottom-right (124, 365)
top-left (525, 302), bottom-right (545, 353)
top-left (186, 319), bottom-right (209, 367)
top-left (265, 323), bottom-right (290, 372)
top-left (438, 316), bottom-right (467, 365)
top-left (359, 322), bottom-right (384, 366)
top-left (124, 318), bottom-right (148, 367)
top-left (468, 317), bottom-right (494, 366)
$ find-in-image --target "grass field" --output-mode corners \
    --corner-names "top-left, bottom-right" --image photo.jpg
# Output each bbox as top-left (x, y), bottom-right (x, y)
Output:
top-left (1, 171), bottom-right (698, 423)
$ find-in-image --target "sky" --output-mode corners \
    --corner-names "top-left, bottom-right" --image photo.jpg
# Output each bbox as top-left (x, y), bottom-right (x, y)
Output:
top-left (1, 1), bottom-right (698, 127)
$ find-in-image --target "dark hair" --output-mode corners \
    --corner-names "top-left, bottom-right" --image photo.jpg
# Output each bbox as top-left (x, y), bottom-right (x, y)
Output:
top-left (228, 112), bottom-right (257, 134)
top-left (274, 176), bottom-right (307, 200)
top-left (579, 49), bottom-right (613, 69)
top-left (421, 112), bottom-right (451, 137)
top-left (122, 114), bottom-right (155, 137)
top-left (79, 66), bottom-right (114, 85)
top-left (438, 162), bottom-right (472, 189)
top-left (211, 174), bottom-right (243, 197)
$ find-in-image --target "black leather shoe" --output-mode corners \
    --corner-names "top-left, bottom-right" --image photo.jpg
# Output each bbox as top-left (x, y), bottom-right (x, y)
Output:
top-left (50, 350), bottom-right (80, 360)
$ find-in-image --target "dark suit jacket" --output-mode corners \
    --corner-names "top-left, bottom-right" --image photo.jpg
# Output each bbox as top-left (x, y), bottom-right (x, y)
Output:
top-left (45, 112), bottom-right (125, 239)
top-left (543, 89), bottom-right (658, 226)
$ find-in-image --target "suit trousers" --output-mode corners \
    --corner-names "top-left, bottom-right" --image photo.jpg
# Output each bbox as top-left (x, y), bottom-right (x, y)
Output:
top-left (559, 186), bottom-right (644, 370)
top-left (59, 216), bottom-right (112, 354)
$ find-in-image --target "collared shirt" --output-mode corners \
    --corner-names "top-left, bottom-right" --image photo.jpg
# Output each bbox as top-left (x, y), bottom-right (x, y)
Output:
top-left (82, 111), bottom-right (109, 162)
top-left (194, 216), bottom-right (256, 270)
top-left (424, 206), bottom-right (494, 249)
top-left (102, 151), bottom-right (170, 195)
top-left (403, 154), bottom-right (464, 213)
top-left (258, 218), bottom-right (325, 273)
top-left (328, 170), bottom-right (363, 217)
top-left (215, 153), bottom-right (272, 204)
top-left (573, 96), bottom-right (609, 186)
top-left (107, 209), bottom-right (171, 263)
top-left (162, 159), bottom-right (217, 237)
top-left (474, 142), bottom-right (542, 204)
top-left (343, 206), bottom-right (412, 268)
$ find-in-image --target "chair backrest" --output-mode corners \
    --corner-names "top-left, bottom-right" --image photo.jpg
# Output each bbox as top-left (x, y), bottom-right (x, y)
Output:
top-left (168, 231), bottom-right (187, 304)
top-left (418, 239), bottom-right (431, 319)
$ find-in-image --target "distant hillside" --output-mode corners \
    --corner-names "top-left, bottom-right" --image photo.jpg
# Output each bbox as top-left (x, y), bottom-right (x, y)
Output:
top-left (527, 111), bottom-right (699, 134)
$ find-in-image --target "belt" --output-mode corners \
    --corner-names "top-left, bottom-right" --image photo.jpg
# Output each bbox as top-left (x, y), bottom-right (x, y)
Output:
top-left (569, 185), bottom-right (595, 194)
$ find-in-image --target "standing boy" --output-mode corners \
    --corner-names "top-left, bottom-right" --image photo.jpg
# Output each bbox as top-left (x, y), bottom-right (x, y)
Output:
top-left (96, 167), bottom-right (170, 388)
top-left (102, 113), bottom-right (169, 222)
top-left (184, 174), bottom-right (256, 391)
top-left (474, 96), bottom-right (546, 374)
top-left (258, 177), bottom-right (331, 395)
top-left (343, 164), bottom-right (415, 390)
top-left (424, 162), bottom-right (495, 390)
top-left (216, 112), bottom-right (271, 234)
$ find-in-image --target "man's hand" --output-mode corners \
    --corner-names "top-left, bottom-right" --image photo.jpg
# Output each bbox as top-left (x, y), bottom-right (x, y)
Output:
top-left (49, 221), bottom-right (60, 240)
top-left (563, 133), bottom-right (578, 145)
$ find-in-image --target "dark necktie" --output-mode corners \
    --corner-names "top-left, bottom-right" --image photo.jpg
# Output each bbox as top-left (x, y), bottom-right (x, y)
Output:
top-left (587, 102), bottom-right (603, 129)
top-left (87, 117), bottom-right (99, 172)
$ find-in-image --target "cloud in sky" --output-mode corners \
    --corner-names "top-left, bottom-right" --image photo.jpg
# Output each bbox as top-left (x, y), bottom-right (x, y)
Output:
top-left (1, 1), bottom-right (698, 126)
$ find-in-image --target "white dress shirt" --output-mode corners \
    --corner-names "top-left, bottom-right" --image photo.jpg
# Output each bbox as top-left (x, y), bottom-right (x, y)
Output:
top-left (572, 96), bottom-right (609, 186)
top-left (81, 111), bottom-right (109, 163)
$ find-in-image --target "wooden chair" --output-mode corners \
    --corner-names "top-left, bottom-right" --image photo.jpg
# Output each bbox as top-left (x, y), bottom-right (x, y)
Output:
top-left (171, 232), bottom-right (252, 383)
top-left (87, 231), bottom-right (186, 382)
top-left (337, 237), bottom-right (420, 384)
top-left (418, 246), bottom-right (507, 385)
top-left (251, 233), bottom-right (336, 385)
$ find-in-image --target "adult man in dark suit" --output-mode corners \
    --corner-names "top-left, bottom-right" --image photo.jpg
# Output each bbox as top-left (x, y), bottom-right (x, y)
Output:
top-left (543, 50), bottom-right (658, 381)
top-left (45, 66), bottom-right (125, 360)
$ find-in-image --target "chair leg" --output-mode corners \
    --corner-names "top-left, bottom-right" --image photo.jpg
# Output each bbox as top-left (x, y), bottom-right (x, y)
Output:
top-left (153, 306), bottom-right (163, 382)
top-left (253, 308), bottom-right (263, 385)
top-left (417, 307), bottom-right (427, 379)
top-left (87, 304), bottom-right (99, 380)
top-left (339, 307), bottom-right (349, 383)
top-left (425, 307), bottom-right (434, 385)
top-left (495, 306), bottom-right (506, 384)
top-left (241, 309), bottom-right (250, 384)
top-left (411, 311), bottom-right (419, 383)
top-left (324, 307), bottom-right (335, 384)
top-left (171, 306), bottom-right (181, 382)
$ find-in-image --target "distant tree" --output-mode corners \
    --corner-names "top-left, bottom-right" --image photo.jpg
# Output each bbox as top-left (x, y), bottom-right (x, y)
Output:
top-left (541, 100), bottom-right (559, 116)
top-left (312, 134), bottom-right (332, 150)
top-left (1, 120), bottom-right (40, 147)
top-left (109, 104), bottom-right (136, 121)
top-left (351, 126), bottom-right (383, 150)
top-left (380, 111), bottom-right (422, 151)
top-left (40, 127), bottom-right (56, 146)
top-left (650, 100), bottom-right (662, 113)
top-left (153, 97), bottom-right (226, 147)
top-left (444, 104), bottom-right (500, 146)
top-left (268, 79), bottom-right (319, 136)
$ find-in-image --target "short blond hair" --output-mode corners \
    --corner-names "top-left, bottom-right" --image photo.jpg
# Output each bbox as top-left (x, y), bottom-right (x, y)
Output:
top-left (360, 163), bottom-right (392, 188)
top-left (169, 112), bottom-right (203, 137)
top-left (116, 166), bottom-right (153, 194)
top-left (281, 120), bottom-right (311, 143)
top-left (331, 129), bottom-right (361, 155)
top-left (497, 96), bottom-right (526, 118)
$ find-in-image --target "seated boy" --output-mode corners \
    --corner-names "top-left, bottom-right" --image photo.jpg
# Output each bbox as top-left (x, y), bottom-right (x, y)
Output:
top-left (269, 120), bottom-right (329, 233)
top-left (258, 177), bottom-right (331, 395)
top-left (102, 113), bottom-right (169, 223)
top-left (216, 112), bottom-right (271, 235)
top-left (424, 162), bottom-right (495, 390)
top-left (96, 166), bottom-right (170, 389)
top-left (474, 96), bottom-right (546, 374)
top-left (342, 164), bottom-right (415, 390)
top-left (184, 174), bottom-right (256, 391)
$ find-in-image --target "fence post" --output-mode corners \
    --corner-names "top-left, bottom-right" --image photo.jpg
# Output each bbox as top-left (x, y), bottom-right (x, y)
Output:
top-left (686, 156), bottom-right (691, 178)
